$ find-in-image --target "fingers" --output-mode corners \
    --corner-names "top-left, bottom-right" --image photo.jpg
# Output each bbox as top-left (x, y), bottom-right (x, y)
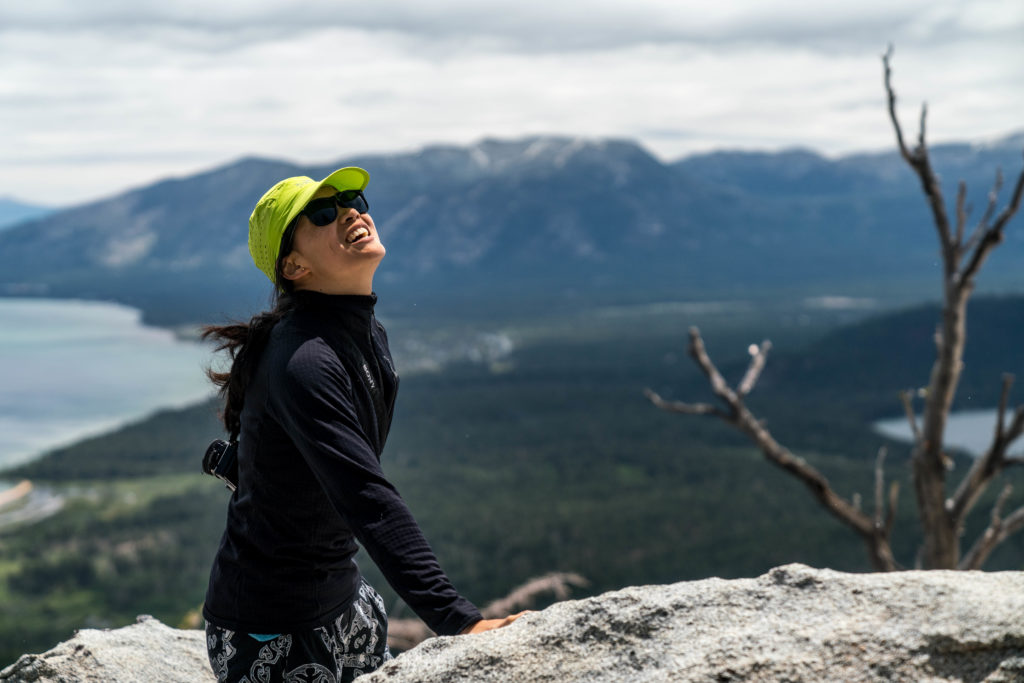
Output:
top-left (503, 610), bottom-right (534, 625)
top-left (460, 611), bottom-right (536, 635)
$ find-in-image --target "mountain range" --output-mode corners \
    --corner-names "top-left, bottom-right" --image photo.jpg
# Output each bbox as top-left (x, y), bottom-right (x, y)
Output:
top-left (1, 133), bottom-right (1022, 324)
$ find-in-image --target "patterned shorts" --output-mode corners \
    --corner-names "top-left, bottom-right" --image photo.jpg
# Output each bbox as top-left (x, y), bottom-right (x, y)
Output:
top-left (206, 580), bottom-right (393, 683)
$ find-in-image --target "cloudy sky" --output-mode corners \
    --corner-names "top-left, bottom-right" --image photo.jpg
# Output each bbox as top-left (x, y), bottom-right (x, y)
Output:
top-left (2, 0), bottom-right (1022, 205)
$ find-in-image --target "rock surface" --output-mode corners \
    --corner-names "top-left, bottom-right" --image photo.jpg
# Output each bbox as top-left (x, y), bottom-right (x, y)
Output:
top-left (0, 616), bottom-right (213, 683)
top-left (366, 563), bottom-right (1024, 683)
top-left (3, 564), bottom-right (1024, 682)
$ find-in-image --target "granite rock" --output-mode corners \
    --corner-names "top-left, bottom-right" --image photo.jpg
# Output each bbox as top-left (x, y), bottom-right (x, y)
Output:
top-left (0, 616), bottom-right (213, 683)
top-left (3, 564), bottom-right (1023, 683)
top-left (362, 563), bottom-right (1024, 683)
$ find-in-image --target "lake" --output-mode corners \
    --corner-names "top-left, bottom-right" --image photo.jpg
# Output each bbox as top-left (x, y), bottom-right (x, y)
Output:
top-left (873, 409), bottom-right (1024, 458)
top-left (0, 298), bottom-right (214, 470)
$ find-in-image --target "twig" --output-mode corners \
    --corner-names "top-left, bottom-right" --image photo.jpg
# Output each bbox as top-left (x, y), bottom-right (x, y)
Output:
top-left (738, 341), bottom-right (772, 396)
top-left (482, 572), bottom-right (588, 618)
top-left (960, 163), bottom-right (1024, 285)
top-left (999, 409), bottom-right (1024, 456)
top-left (884, 46), bottom-right (912, 164)
top-left (961, 171), bottom-right (1001, 254)
top-left (995, 374), bottom-right (1013, 443)
top-left (886, 481), bottom-right (900, 537)
top-left (959, 486), bottom-right (1024, 569)
top-left (978, 169), bottom-right (1003, 228)
top-left (949, 377), bottom-right (1018, 524)
top-left (874, 446), bottom-right (888, 528)
top-left (884, 46), bottom-right (955, 267)
top-left (899, 390), bottom-right (922, 443)
top-left (688, 327), bottom-right (735, 402)
top-left (644, 389), bottom-right (726, 418)
top-left (387, 618), bottom-right (433, 651)
top-left (955, 181), bottom-right (967, 248)
top-left (871, 446), bottom-right (901, 539)
top-left (917, 103), bottom-right (928, 154)
top-left (651, 327), bottom-right (898, 571)
top-left (979, 169), bottom-right (1005, 233)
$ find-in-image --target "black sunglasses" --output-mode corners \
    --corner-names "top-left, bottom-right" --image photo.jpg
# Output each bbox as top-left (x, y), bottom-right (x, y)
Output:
top-left (300, 190), bottom-right (369, 227)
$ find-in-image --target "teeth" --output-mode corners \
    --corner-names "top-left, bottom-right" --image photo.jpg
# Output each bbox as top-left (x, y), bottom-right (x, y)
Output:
top-left (347, 227), bottom-right (369, 244)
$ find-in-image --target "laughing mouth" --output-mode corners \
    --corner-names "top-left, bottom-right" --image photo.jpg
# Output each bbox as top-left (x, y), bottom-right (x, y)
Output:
top-left (346, 226), bottom-right (370, 244)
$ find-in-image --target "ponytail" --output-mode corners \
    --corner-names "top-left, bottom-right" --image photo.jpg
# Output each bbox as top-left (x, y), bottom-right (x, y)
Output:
top-left (202, 290), bottom-right (296, 438)
top-left (203, 226), bottom-right (301, 437)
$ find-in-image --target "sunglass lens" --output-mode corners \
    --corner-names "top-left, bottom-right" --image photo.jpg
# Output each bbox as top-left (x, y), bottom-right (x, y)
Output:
top-left (301, 191), bottom-right (367, 226)
top-left (336, 190), bottom-right (369, 214)
top-left (306, 206), bottom-right (338, 226)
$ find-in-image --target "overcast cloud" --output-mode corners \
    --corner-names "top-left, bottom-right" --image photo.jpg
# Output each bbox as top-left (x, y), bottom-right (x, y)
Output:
top-left (1, 0), bottom-right (1021, 204)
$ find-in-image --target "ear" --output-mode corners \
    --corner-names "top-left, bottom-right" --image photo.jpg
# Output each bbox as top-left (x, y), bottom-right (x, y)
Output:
top-left (280, 256), bottom-right (309, 282)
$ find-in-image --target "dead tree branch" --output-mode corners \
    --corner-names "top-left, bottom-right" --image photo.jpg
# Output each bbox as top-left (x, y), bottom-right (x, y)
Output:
top-left (739, 341), bottom-right (772, 396)
top-left (959, 486), bottom-right (1024, 570)
top-left (981, 170), bottom-right (1005, 228)
top-left (884, 47), bottom-right (1024, 568)
top-left (386, 618), bottom-right (433, 652)
top-left (874, 447), bottom-right (899, 537)
top-left (884, 46), bottom-right (955, 270)
top-left (874, 447), bottom-right (886, 525)
top-left (960, 164), bottom-right (1024, 285)
top-left (646, 327), bottom-right (899, 571)
top-left (643, 389), bottom-right (726, 418)
top-left (964, 171), bottom-right (1003, 255)
top-left (647, 49), bottom-right (1024, 571)
top-left (954, 181), bottom-right (967, 247)
top-left (482, 572), bottom-right (589, 618)
top-left (886, 480), bottom-right (900, 538)
top-left (950, 375), bottom-right (1024, 527)
top-left (899, 390), bottom-right (921, 443)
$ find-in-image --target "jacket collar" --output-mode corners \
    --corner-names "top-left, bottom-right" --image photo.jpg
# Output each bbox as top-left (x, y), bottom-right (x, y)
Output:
top-left (291, 289), bottom-right (377, 322)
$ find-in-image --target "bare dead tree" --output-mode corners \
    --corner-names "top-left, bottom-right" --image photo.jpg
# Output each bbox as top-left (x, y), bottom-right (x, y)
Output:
top-left (480, 571), bottom-right (588, 616)
top-left (646, 48), bottom-right (1024, 571)
top-left (387, 572), bottom-right (588, 650)
top-left (645, 338), bottom-right (901, 572)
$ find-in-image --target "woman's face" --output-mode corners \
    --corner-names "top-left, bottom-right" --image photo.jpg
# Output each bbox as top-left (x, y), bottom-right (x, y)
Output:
top-left (281, 185), bottom-right (385, 295)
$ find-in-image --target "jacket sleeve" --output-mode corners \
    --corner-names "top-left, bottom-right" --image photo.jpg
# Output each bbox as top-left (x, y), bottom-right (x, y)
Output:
top-left (272, 339), bottom-right (481, 636)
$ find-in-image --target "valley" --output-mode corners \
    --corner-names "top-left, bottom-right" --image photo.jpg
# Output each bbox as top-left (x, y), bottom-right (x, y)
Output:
top-left (2, 295), bottom-right (1023, 666)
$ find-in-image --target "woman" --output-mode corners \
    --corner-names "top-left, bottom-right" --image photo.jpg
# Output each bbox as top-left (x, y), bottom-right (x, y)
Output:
top-left (202, 167), bottom-right (523, 682)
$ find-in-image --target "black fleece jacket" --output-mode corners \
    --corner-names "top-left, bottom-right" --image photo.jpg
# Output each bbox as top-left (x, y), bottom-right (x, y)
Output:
top-left (203, 290), bottom-right (481, 636)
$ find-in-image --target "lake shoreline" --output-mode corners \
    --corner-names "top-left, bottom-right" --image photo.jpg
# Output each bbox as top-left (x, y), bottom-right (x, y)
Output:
top-left (0, 297), bottom-right (215, 471)
top-left (873, 408), bottom-right (1023, 458)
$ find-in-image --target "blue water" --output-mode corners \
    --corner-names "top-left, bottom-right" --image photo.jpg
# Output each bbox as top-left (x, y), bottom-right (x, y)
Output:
top-left (0, 298), bottom-right (214, 470)
top-left (874, 409), bottom-right (1024, 458)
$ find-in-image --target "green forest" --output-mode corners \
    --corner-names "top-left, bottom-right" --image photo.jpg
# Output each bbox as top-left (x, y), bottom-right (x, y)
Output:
top-left (2, 297), bottom-right (1023, 666)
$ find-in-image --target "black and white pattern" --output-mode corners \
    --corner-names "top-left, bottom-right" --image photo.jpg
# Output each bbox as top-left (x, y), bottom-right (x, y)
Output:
top-left (208, 628), bottom-right (237, 682)
top-left (316, 580), bottom-right (391, 678)
top-left (206, 580), bottom-right (392, 683)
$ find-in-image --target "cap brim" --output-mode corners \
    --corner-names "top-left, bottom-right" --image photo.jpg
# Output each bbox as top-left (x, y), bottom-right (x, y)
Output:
top-left (278, 167), bottom-right (372, 249)
top-left (319, 167), bottom-right (370, 194)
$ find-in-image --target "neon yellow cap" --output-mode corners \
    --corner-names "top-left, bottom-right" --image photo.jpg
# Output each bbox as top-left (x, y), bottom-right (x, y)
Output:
top-left (248, 166), bottom-right (370, 284)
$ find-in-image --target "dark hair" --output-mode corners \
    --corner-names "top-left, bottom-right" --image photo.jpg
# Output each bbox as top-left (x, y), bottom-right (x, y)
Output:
top-left (202, 218), bottom-right (301, 437)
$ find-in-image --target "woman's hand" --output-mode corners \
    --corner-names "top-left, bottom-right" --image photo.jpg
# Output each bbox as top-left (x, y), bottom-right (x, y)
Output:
top-left (459, 611), bottom-right (532, 635)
